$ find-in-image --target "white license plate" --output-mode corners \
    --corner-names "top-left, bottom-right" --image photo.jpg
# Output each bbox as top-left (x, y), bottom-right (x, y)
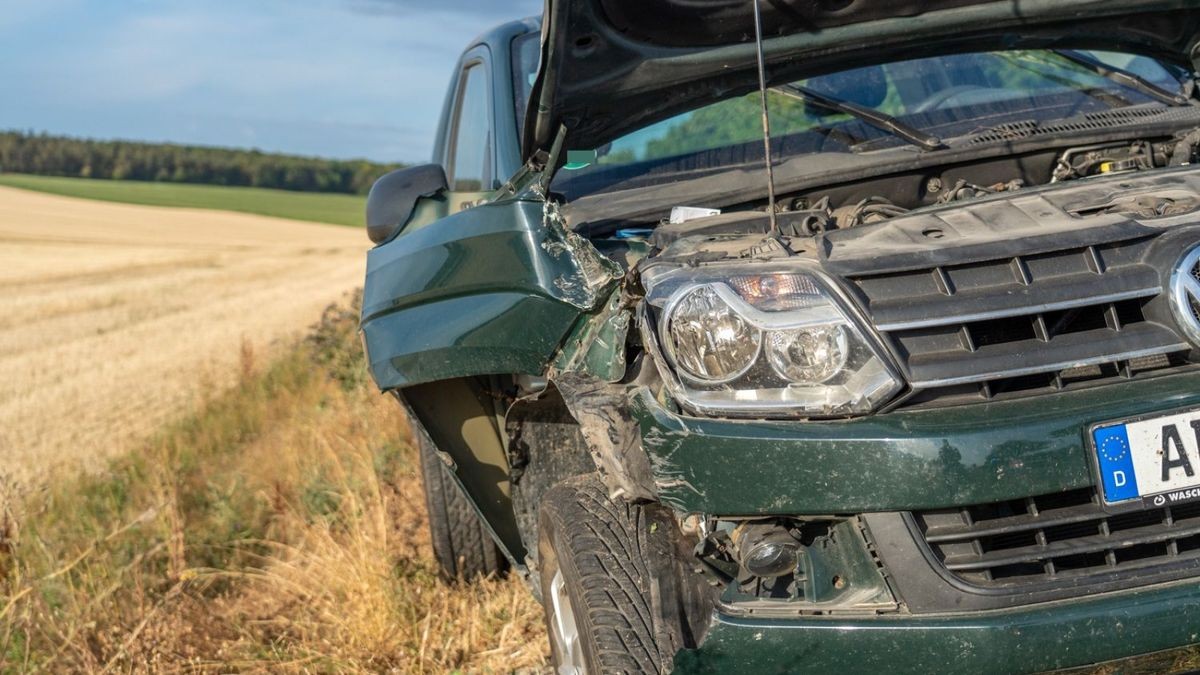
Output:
top-left (1093, 408), bottom-right (1200, 507)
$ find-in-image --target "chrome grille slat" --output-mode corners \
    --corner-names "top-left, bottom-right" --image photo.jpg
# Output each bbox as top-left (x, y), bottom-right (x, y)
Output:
top-left (874, 284), bottom-right (1160, 331)
top-left (844, 236), bottom-right (1196, 407)
top-left (907, 329), bottom-right (1188, 388)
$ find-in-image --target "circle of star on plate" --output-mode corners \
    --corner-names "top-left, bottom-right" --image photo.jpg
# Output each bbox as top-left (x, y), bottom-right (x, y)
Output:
top-left (1101, 434), bottom-right (1129, 463)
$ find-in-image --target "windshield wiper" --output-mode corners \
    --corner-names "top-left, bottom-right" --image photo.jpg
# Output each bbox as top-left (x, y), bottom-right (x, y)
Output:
top-left (778, 84), bottom-right (946, 151)
top-left (1051, 49), bottom-right (1189, 107)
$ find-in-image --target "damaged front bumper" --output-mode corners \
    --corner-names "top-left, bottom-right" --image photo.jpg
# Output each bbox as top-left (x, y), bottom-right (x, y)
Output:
top-left (633, 371), bottom-right (1200, 516)
top-left (635, 371), bottom-right (1200, 671)
top-left (676, 578), bottom-right (1200, 674)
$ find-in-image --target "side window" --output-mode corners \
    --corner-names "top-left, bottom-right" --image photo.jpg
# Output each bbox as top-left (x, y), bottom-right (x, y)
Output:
top-left (448, 63), bottom-right (492, 192)
top-left (512, 32), bottom-right (541, 144)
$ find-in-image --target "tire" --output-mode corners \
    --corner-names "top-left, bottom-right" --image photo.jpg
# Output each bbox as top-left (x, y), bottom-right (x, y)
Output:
top-left (417, 432), bottom-right (508, 580)
top-left (538, 476), bottom-right (687, 674)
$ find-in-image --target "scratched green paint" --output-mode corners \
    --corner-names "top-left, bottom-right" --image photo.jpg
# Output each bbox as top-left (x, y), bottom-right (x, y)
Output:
top-left (635, 371), bottom-right (1200, 515)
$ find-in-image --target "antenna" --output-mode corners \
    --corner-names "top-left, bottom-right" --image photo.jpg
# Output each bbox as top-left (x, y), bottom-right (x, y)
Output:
top-left (752, 0), bottom-right (779, 236)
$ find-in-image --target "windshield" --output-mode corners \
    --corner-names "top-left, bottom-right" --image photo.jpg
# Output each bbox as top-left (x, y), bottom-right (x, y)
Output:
top-left (536, 50), bottom-right (1188, 200)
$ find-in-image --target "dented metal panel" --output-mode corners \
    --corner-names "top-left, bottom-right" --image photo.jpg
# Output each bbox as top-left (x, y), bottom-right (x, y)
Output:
top-left (360, 195), bottom-right (620, 390)
top-left (551, 290), bottom-right (632, 383)
top-left (633, 371), bottom-right (1200, 515)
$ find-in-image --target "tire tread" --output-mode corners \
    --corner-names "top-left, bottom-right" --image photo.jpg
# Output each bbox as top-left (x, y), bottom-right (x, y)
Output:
top-left (542, 477), bottom-right (679, 673)
top-left (418, 434), bottom-right (505, 579)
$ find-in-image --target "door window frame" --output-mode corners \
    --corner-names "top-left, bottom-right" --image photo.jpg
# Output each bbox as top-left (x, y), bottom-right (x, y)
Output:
top-left (444, 49), bottom-right (496, 192)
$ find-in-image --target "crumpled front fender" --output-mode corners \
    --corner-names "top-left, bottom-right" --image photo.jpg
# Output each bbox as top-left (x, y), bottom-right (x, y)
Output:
top-left (360, 196), bottom-right (620, 390)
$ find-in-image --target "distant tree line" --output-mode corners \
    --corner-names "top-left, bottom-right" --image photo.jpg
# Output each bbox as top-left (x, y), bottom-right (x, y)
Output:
top-left (0, 131), bottom-right (405, 194)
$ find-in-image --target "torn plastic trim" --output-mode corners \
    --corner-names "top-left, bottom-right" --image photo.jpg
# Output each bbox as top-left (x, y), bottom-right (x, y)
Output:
top-left (542, 255), bottom-right (654, 502)
top-left (626, 299), bottom-right (715, 507)
top-left (552, 371), bottom-right (658, 503)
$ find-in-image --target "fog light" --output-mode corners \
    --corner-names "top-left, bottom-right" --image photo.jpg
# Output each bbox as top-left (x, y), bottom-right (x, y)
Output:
top-left (735, 522), bottom-right (801, 579)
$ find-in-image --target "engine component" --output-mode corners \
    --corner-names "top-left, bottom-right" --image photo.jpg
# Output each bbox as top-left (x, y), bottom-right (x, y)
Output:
top-left (1052, 141), bottom-right (1155, 181)
top-left (831, 196), bottom-right (908, 228)
top-left (1068, 190), bottom-right (1200, 219)
top-left (935, 178), bottom-right (1025, 204)
top-left (1170, 128), bottom-right (1200, 166)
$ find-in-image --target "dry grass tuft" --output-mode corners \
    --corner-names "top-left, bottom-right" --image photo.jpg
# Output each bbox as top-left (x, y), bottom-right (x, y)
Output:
top-left (0, 294), bottom-right (548, 673)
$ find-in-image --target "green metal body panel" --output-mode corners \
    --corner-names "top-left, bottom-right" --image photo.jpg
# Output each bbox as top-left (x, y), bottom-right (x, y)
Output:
top-left (551, 291), bottom-right (631, 382)
top-left (634, 371), bottom-right (1200, 515)
top-left (677, 579), bottom-right (1200, 674)
top-left (360, 197), bottom-right (609, 389)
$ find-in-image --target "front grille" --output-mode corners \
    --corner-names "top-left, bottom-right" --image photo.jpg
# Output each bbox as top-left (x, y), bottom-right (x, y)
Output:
top-left (846, 236), bottom-right (1193, 407)
top-left (915, 488), bottom-right (1200, 588)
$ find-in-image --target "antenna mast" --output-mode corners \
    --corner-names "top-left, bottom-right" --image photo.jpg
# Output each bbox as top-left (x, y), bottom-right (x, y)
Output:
top-left (752, 0), bottom-right (780, 236)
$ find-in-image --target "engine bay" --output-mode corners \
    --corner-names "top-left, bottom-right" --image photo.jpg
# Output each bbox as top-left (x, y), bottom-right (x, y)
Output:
top-left (628, 127), bottom-right (1200, 255)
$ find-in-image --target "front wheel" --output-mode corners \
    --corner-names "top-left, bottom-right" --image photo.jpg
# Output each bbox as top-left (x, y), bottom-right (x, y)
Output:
top-left (538, 476), bottom-right (691, 674)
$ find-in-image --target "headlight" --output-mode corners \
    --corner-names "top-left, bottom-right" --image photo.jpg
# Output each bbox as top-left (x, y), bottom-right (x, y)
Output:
top-left (642, 264), bottom-right (902, 417)
top-left (664, 285), bottom-right (762, 383)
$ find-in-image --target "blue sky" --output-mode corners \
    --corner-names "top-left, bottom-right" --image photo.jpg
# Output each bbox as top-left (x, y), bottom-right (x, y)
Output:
top-left (0, 0), bottom-right (542, 163)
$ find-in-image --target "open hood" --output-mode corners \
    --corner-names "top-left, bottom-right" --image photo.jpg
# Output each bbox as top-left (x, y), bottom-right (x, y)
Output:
top-left (524, 0), bottom-right (1200, 159)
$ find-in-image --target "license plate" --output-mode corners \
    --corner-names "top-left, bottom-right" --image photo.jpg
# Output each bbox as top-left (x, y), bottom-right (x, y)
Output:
top-left (1093, 408), bottom-right (1200, 507)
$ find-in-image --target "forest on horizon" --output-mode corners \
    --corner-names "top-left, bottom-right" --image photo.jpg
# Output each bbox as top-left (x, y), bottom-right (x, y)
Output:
top-left (0, 131), bottom-right (405, 195)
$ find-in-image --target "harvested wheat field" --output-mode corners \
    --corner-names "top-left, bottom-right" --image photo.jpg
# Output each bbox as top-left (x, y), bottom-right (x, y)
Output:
top-left (0, 185), bottom-right (366, 484)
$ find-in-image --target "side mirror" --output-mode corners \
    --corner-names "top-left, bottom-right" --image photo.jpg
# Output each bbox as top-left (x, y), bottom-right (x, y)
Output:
top-left (365, 164), bottom-right (448, 244)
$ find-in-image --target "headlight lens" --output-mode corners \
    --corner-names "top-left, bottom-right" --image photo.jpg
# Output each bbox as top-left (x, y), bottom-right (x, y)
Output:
top-left (643, 265), bottom-right (901, 417)
top-left (665, 285), bottom-right (762, 383)
top-left (765, 325), bottom-right (847, 383)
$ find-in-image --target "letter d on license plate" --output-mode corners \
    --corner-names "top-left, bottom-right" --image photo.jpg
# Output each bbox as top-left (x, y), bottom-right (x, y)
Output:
top-left (1093, 408), bottom-right (1200, 507)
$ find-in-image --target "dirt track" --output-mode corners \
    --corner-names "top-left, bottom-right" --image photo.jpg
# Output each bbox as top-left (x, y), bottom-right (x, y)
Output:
top-left (0, 186), bottom-right (366, 483)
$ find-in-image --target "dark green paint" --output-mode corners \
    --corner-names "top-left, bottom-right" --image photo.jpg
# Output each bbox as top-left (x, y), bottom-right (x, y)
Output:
top-left (551, 291), bottom-right (631, 382)
top-left (362, 294), bottom-right (582, 389)
top-left (634, 371), bottom-right (1200, 515)
top-left (361, 197), bottom-right (615, 389)
top-left (677, 579), bottom-right (1200, 674)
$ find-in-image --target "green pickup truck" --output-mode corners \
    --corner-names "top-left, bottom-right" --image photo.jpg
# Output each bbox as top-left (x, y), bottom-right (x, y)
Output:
top-left (360, 1), bottom-right (1200, 672)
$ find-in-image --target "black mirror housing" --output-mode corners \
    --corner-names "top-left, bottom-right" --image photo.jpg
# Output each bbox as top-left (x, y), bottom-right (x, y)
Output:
top-left (365, 164), bottom-right (448, 244)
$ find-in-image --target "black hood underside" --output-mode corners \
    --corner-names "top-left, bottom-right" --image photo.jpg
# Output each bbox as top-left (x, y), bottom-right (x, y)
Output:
top-left (525, 0), bottom-right (1200, 159)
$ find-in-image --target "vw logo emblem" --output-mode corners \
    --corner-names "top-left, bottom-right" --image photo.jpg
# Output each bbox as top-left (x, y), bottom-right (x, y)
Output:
top-left (1170, 246), bottom-right (1200, 342)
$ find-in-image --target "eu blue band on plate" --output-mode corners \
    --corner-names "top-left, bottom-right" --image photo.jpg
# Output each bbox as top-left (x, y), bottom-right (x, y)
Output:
top-left (1093, 424), bottom-right (1139, 502)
